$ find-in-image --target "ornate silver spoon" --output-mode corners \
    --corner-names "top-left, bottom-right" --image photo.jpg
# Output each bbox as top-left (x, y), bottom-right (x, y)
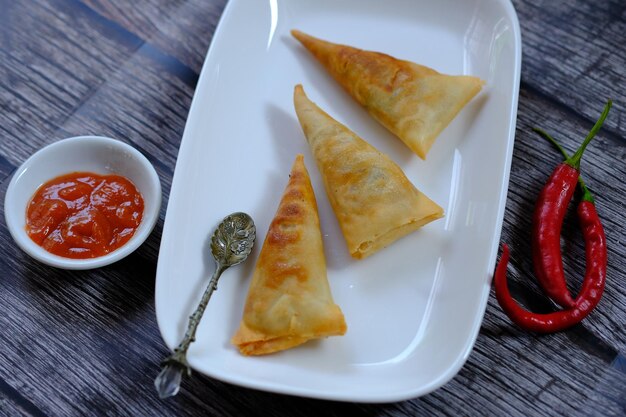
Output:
top-left (155, 212), bottom-right (256, 399)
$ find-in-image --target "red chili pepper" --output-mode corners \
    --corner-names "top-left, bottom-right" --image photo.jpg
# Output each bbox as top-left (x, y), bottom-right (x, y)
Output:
top-left (530, 101), bottom-right (611, 308)
top-left (495, 201), bottom-right (606, 333)
top-left (494, 100), bottom-right (611, 332)
top-left (531, 164), bottom-right (579, 307)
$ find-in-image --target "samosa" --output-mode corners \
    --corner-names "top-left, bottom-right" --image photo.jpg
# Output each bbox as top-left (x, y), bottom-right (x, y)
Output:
top-left (293, 84), bottom-right (443, 259)
top-left (232, 155), bottom-right (346, 355)
top-left (291, 30), bottom-right (484, 159)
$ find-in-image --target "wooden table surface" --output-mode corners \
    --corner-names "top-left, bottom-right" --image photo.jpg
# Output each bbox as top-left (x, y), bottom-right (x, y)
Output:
top-left (1, 0), bottom-right (625, 416)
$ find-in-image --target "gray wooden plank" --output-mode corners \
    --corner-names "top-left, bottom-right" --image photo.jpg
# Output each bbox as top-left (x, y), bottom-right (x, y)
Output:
top-left (0, 154), bottom-right (15, 186)
top-left (0, 0), bottom-right (193, 169)
top-left (0, 378), bottom-right (48, 417)
top-left (0, 401), bottom-right (40, 417)
top-left (0, 0), bottom-right (141, 164)
top-left (82, 0), bottom-right (228, 73)
top-left (512, 0), bottom-right (626, 139)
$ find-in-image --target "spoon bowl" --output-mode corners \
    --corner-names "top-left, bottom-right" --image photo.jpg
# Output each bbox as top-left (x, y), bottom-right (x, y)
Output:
top-left (210, 212), bottom-right (256, 268)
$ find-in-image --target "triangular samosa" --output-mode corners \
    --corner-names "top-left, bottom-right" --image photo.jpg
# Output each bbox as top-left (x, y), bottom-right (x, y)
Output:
top-left (291, 30), bottom-right (484, 159)
top-left (293, 84), bottom-right (444, 259)
top-left (231, 155), bottom-right (346, 355)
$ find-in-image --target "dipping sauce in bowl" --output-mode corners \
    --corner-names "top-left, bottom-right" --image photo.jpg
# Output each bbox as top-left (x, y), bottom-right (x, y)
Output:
top-left (5, 136), bottom-right (161, 269)
top-left (26, 172), bottom-right (144, 259)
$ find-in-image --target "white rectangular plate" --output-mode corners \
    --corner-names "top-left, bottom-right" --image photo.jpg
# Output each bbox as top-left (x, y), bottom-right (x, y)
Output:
top-left (156, 0), bottom-right (521, 403)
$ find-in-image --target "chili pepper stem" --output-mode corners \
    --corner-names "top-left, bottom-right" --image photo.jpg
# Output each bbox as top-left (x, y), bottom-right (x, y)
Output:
top-left (578, 181), bottom-right (595, 204)
top-left (565, 100), bottom-right (612, 170)
top-left (532, 128), bottom-right (595, 203)
top-left (532, 127), bottom-right (568, 159)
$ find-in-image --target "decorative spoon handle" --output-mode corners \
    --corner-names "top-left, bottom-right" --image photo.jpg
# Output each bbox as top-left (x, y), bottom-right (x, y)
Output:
top-left (154, 263), bottom-right (226, 399)
top-left (178, 264), bottom-right (226, 355)
top-left (154, 212), bottom-right (256, 400)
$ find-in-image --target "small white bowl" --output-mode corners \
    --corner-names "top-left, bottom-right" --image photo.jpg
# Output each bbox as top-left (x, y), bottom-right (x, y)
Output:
top-left (4, 136), bottom-right (162, 270)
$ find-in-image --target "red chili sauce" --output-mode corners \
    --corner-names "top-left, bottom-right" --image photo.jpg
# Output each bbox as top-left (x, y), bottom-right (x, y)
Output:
top-left (26, 172), bottom-right (144, 259)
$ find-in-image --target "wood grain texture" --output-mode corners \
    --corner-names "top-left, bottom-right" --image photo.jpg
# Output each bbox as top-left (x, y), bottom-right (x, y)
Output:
top-left (0, 0), bottom-right (625, 416)
top-left (515, 0), bottom-right (626, 138)
top-left (81, 0), bottom-right (227, 73)
top-left (0, 377), bottom-right (48, 417)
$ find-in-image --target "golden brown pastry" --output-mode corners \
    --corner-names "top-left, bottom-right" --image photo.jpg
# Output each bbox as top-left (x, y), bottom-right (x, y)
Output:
top-left (293, 85), bottom-right (444, 259)
top-left (231, 155), bottom-right (346, 355)
top-left (291, 30), bottom-right (484, 159)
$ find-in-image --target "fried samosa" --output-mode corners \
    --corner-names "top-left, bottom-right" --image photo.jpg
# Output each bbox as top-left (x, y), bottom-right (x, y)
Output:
top-left (231, 155), bottom-right (346, 355)
top-left (291, 30), bottom-right (484, 159)
top-left (293, 84), bottom-right (444, 259)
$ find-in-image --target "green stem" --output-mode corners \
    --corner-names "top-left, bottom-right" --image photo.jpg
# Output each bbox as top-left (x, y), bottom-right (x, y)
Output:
top-left (532, 128), bottom-right (594, 203)
top-left (532, 127), bottom-right (569, 160)
top-left (566, 100), bottom-right (612, 170)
